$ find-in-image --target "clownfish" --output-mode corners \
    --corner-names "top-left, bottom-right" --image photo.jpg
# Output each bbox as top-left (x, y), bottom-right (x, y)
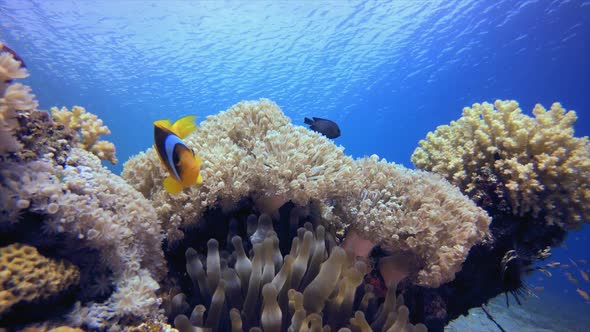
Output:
top-left (154, 115), bottom-right (202, 194)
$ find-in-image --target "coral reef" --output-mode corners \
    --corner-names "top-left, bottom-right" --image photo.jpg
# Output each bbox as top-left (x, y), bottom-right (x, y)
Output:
top-left (50, 106), bottom-right (118, 165)
top-left (0, 149), bottom-right (166, 328)
top-left (123, 99), bottom-right (490, 289)
top-left (407, 100), bottom-right (590, 330)
top-left (2, 42), bottom-right (117, 165)
top-left (0, 45), bottom-right (166, 330)
top-left (342, 156), bottom-right (491, 288)
top-left (123, 99), bottom-right (357, 242)
top-left (0, 43), bottom-right (82, 166)
top-left (165, 209), bottom-right (427, 332)
top-left (0, 243), bottom-right (80, 316)
top-left (411, 100), bottom-right (590, 229)
top-left (6, 40), bottom-right (548, 332)
top-left (13, 109), bottom-right (76, 165)
top-left (1, 41), bottom-right (37, 155)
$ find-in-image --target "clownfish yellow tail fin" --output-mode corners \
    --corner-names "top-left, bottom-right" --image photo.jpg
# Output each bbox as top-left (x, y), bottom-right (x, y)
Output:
top-left (154, 119), bottom-right (172, 129)
top-left (163, 176), bottom-right (184, 195)
top-left (171, 115), bottom-right (197, 139)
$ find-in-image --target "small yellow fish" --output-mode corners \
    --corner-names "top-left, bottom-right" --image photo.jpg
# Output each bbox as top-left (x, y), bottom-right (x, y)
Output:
top-left (576, 288), bottom-right (589, 302)
top-left (154, 115), bottom-right (202, 194)
top-left (546, 261), bottom-right (560, 268)
top-left (580, 270), bottom-right (589, 283)
top-left (534, 286), bottom-right (544, 292)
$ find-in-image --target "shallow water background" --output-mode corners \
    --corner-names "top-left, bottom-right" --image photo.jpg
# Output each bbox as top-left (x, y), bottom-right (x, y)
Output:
top-left (1, 1), bottom-right (589, 328)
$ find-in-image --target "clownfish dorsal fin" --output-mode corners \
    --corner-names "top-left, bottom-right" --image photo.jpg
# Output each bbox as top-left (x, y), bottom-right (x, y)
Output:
top-left (154, 119), bottom-right (172, 130)
top-left (171, 115), bottom-right (197, 139)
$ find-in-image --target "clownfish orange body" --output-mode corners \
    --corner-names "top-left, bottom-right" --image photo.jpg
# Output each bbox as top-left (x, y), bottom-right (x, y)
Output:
top-left (153, 115), bottom-right (202, 194)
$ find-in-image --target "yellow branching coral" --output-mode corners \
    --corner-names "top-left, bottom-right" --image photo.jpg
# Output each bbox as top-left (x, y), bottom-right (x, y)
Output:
top-left (0, 243), bottom-right (80, 315)
top-left (90, 140), bottom-right (117, 165)
top-left (412, 100), bottom-right (590, 229)
top-left (50, 105), bottom-right (118, 164)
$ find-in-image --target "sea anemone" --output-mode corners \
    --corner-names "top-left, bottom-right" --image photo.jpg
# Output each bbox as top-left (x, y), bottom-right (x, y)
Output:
top-left (164, 206), bottom-right (427, 332)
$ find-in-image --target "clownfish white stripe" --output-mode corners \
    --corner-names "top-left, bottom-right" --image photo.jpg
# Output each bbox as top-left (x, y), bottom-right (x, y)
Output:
top-left (164, 134), bottom-right (185, 181)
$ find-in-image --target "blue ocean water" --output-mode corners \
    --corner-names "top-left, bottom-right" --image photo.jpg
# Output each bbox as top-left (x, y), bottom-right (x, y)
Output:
top-left (1, 0), bottom-right (589, 329)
